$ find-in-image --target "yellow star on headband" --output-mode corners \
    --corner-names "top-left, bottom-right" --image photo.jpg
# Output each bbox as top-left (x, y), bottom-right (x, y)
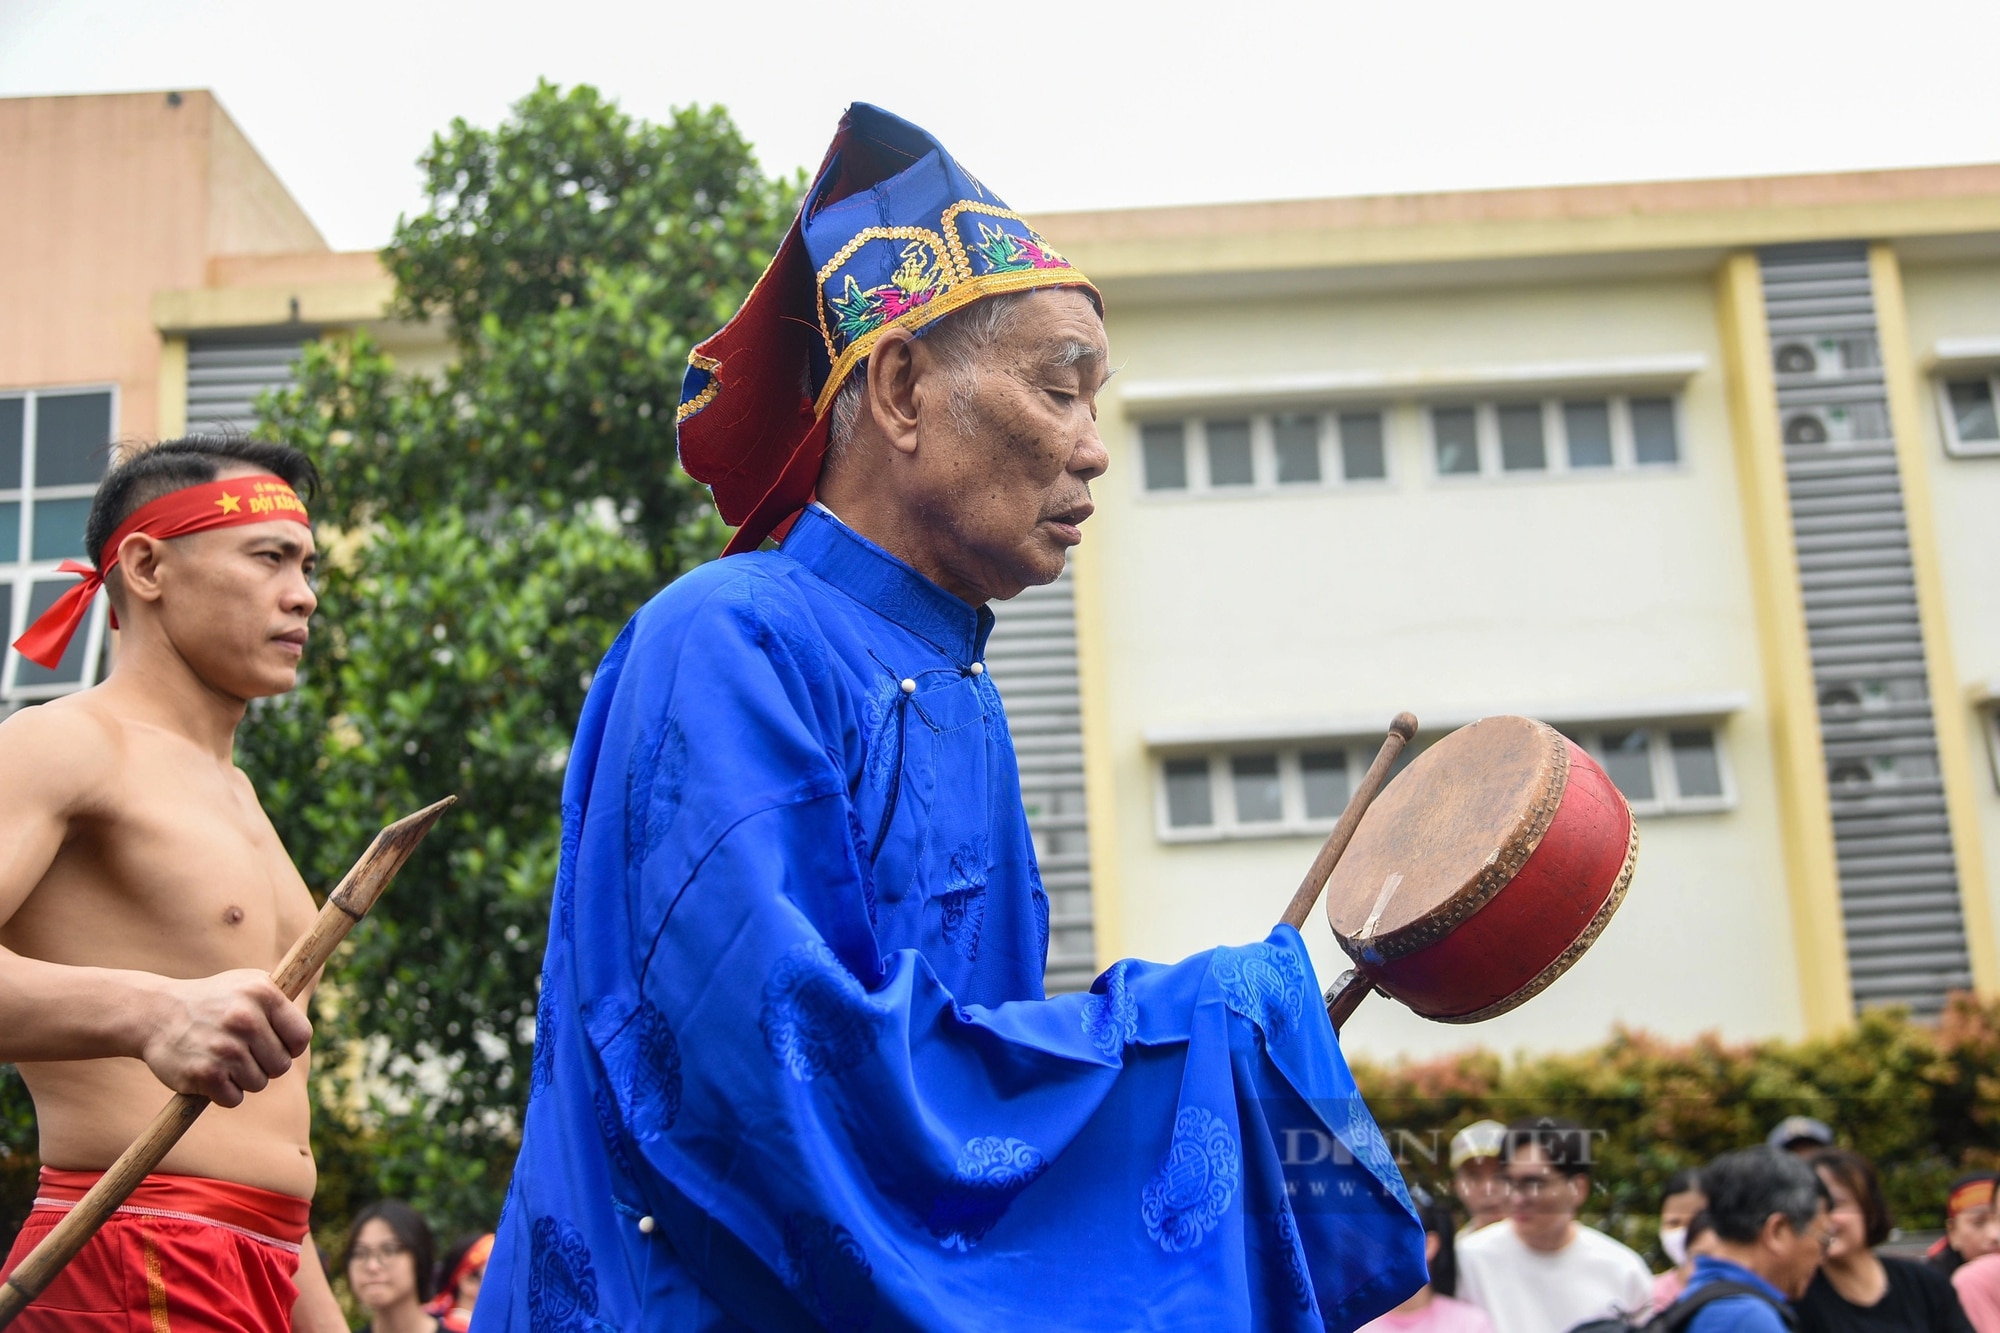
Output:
top-left (215, 493), bottom-right (241, 514)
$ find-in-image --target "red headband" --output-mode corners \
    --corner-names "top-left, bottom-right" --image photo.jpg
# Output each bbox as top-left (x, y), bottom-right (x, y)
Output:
top-left (11, 475), bottom-right (310, 670)
top-left (448, 1233), bottom-right (493, 1297)
top-left (1951, 1178), bottom-right (1998, 1218)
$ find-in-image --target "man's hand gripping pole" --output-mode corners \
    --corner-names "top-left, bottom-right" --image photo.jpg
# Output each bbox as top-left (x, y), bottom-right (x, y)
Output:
top-left (0, 796), bottom-right (456, 1327)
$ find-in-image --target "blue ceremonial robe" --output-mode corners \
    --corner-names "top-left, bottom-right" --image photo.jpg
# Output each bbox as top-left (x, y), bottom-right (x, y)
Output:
top-left (475, 506), bottom-right (1425, 1332)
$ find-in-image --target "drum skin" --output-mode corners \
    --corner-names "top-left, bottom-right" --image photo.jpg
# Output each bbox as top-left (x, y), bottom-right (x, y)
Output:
top-left (1325, 716), bottom-right (1639, 1023)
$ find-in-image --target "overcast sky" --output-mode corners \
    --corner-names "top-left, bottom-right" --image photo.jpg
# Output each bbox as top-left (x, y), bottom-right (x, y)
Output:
top-left (5, 0), bottom-right (1999, 253)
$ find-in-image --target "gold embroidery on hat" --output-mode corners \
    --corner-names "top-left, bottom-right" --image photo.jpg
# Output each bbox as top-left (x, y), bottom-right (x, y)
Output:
top-left (676, 351), bottom-right (724, 424)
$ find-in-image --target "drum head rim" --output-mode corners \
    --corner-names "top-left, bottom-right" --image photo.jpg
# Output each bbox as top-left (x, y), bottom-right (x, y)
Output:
top-left (1424, 809), bottom-right (1640, 1023)
top-left (1332, 717), bottom-right (1570, 964)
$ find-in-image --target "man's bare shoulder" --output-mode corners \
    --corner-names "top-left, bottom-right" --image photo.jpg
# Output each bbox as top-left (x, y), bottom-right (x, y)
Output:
top-left (0, 690), bottom-right (130, 813)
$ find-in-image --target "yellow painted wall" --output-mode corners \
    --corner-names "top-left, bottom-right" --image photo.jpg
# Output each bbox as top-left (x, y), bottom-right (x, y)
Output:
top-left (1086, 271), bottom-right (1808, 1058)
top-left (0, 91), bottom-right (328, 440)
top-left (1888, 253), bottom-right (2000, 994)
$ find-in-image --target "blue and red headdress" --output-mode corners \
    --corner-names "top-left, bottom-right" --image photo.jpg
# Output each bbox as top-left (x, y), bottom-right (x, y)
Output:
top-left (676, 103), bottom-right (1099, 555)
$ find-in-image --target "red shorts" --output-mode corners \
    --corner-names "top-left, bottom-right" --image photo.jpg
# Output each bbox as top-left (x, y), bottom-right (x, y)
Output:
top-left (3, 1167), bottom-right (310, 1331)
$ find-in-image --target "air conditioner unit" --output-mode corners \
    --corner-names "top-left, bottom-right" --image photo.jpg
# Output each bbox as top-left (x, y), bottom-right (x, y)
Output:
top-left (1774, 342), bottom-right (1818, 375)
top-left (1782, 402), bottom-right (1890, 444)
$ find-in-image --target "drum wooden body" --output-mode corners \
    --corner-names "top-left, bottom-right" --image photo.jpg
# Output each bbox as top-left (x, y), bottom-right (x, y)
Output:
top-left (1323, 715), bottom-right (1638, 1023)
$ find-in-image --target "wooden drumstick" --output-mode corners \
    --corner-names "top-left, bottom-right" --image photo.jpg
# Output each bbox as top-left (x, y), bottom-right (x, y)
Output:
top-left (1279, 713), bottom-right (1417, 931)
top-left (0, 796), bottom-right (455, 1328)
top-left (1274, 713), bottom-right (1417, 1033)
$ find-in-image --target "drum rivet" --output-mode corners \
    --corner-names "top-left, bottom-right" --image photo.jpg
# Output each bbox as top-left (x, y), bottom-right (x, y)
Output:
top-left (638, 1215), bottom-right (656, 1234)
top-left (969, 662), bottom-right (984, 676)
top-left (900, 678), bottom-right (917, 694)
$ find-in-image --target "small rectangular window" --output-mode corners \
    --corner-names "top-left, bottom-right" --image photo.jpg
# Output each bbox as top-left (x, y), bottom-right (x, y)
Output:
top-left (15, 578), bottom-right (89, 686)
top-left (1599, 729), bottom-right (1656, 802)
top-left (1142, 423), bottom-right (1188, 491)
top-left (1498, 403), bottom-right (1547, 472)
top-left (30, 497), bottom-right (91, 562)
top-left (1300, 750), bottom-right (1349, 820)
top-left (1433, 407), bottom-right (1480, 475)
top-left (0, 399), bottom-right (22, 490)
top-left (1230, 753), bottom-right (1283, 823)
top-left (1339, 412), bottom-right (1387, 480)
top-left (1164, 758), bottom-right (1213, 828)
top-left (0, 502), bottom-right (18, 563)
top-left (1630, 397), bottom-right (1679, 465)
top-left (1206, 419), bottom-right (1254, 487)
top-left (33, 391), bottom-right (112, 487)
top-left (0, 584), bottom-right (11, 649)
top-left (1947, 379), bottom-right (2000, 443)
top-left (1669, 729), bottom-right (1724, 799)
top-left (1564, 400), bottom-right (1614, 469)
top-left (1273, 414), bottom-right (1321, 484)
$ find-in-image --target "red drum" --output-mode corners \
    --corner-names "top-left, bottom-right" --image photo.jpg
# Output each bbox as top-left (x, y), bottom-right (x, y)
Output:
top-left (1322, 715), bottom-right (1638, 1023)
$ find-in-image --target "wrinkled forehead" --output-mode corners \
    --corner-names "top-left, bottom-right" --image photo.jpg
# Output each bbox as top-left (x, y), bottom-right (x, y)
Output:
top-left (999, 288), bottom-right (1110, 371)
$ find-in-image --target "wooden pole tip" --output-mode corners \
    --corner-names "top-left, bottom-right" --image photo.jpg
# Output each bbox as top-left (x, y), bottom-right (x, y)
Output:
top-left (1389, 712), bottom-right (1419, 740)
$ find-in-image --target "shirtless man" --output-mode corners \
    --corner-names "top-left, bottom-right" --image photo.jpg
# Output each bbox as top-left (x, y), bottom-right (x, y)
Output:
top-left (0, 437), bottom-right (345, 1330)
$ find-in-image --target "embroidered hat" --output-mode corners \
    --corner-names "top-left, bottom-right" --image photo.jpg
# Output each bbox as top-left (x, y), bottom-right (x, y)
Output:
top-left (675, 103), bottom-right (1098, 555)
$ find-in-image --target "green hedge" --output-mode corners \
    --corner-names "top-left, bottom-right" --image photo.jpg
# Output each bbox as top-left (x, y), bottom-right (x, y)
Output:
top-left (2, 995), bottom-right (1995, 1261)
top-left (1349, 992), bottom-right (2000, 1257)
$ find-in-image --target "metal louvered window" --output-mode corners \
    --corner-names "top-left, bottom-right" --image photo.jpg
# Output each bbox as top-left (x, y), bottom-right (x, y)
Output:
top-left (984, 570), bottom-right (1097, 994)
top-left (1759, 242), bottom-right (1973, 1018)
top-left (185, 334), bottom-right (313, 436)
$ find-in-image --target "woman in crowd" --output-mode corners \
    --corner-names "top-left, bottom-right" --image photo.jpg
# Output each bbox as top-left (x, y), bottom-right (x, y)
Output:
top-left (429, 1232), bottom-right (494, 1332)
top-left (343, 1200), bottom-right (440, 1333)
top-left (1361, 1188), bottom-right (1496, 1333)
top-left (1653, 1168), bottom-right (1710, 1310)
top-left (1794, 1149), bottom-right (1973, 1333)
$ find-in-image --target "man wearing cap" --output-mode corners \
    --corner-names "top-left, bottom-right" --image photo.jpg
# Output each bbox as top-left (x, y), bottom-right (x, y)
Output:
top-left (0, 437), bottom-right (344, 1329)
top-left (1451, 1120), bottom-right (1510, 1236)
top-left (1766, 1116), bottom-right (1836, 1158)
top-left (477, 105), bottom-right (1425, 1331)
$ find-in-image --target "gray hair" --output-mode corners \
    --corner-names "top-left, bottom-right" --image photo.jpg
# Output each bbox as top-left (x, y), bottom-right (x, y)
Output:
top-left (1701, 1147), bottom-right (1830, 1242)
top-left (825, 291), bottom-right (1042, 460)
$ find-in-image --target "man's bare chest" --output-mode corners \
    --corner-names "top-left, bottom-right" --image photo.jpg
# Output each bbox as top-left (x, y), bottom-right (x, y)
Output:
top-left (14, 758), bottom-right (314, 977)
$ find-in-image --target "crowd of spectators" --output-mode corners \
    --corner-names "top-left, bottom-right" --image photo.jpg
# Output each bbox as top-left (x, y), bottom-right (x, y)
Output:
top-left (329, 1115), bottom-right (1997, 1332)
top-left (1361, 1117), bottom-right (2000, 1333)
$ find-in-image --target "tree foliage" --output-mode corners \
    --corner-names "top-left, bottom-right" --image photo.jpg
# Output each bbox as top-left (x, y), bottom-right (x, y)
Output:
top-left (233, 82), bottom-right (797, 1238)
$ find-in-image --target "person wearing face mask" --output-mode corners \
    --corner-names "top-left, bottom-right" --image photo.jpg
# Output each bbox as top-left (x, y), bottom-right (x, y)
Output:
top-left (1654, 1171), bottom-right (1711, 1310)
top-left (1794, 1150), bottom-right (1973, 1333)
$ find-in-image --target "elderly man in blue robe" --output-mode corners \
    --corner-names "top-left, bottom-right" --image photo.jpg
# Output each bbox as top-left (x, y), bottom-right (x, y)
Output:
top-left (475, 105), bottom-right (1425, 1333)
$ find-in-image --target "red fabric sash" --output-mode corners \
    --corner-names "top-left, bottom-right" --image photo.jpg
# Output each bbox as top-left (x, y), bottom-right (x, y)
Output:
top-left (10, 475), bottom-right (309, 669)
top-left (31, 1166), bottom-right (311, 1247)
